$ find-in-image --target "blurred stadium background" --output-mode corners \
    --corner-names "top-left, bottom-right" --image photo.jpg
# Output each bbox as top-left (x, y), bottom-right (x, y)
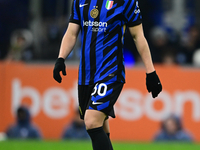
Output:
top-left (1, 0), bottom-right (200, 149)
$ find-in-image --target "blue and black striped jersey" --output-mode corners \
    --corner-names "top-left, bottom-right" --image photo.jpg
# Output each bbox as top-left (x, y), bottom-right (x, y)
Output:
top-left (69, 0), bottom-right (142, 85)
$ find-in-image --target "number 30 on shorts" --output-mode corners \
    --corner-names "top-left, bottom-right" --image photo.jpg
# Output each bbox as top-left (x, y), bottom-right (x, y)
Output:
top-left (91, 83), bottom-right (107, 96)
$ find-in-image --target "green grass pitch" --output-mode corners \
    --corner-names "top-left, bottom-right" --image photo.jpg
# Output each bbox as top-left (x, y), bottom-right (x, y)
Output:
top-left (0, 140), bottom-right (200, 150)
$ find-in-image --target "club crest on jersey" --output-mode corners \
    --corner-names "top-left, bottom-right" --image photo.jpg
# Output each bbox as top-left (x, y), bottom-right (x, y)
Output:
top-left (106, 0), bottom-right (114, 10)
top-left (90, 6), bottom-right (99, 19)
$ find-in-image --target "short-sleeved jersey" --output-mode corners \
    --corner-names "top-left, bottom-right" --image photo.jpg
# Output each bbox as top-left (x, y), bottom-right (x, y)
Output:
top-left (69, 0), bottom-right (142, 85)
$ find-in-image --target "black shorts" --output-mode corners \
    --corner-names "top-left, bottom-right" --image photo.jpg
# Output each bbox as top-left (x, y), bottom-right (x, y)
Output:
top-left (78, 81), bottom-right (124, 120)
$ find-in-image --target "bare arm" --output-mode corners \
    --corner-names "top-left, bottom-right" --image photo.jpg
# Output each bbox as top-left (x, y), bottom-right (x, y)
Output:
top-left (58, 23), bottom-right (80, 59)
top-left (129, 24), bottom-right (155, 73)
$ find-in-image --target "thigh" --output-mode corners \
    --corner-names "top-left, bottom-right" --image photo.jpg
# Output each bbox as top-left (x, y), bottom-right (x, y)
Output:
top-left (87, 81), bottom-right (124, 118)
top-left (103, 119), bottom-right (110, 133)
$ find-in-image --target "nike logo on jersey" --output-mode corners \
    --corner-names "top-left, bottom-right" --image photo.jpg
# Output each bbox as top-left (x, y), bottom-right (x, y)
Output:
top-left (79, 4), bottom-right (88, 7)
top-left (92, 101), bottom-right (103, 105)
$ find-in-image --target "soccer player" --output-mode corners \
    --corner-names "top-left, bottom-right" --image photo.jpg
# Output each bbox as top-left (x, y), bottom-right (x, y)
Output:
top-left (53, 0), bottom-right (162, 149)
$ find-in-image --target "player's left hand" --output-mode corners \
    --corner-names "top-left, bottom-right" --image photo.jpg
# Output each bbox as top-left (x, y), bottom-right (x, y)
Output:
top-left (146, 71), bottom-right (162, 98)
top-left (53, 58), bottom-right (66, 83)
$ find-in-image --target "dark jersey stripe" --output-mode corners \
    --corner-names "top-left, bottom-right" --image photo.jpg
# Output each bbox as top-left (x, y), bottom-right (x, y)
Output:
top-left (100, 59), bottom-right (118, 77)
top-left (116, 25), bottom-right (124, 82)
top-left (102, 49), bottom-right (117, 67)
top-left (127, 0), bottom-right (136, 18)
top-left (124, 0), bottom-right (132, 15)
top-left (76, 0), bottom-right (81, 25)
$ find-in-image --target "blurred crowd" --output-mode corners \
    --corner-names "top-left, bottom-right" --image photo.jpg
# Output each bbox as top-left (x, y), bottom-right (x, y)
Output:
top-left (2, 105), bottom-right (193, 142)
top-left (124, 0), bottom-right (200, 66)
top-left (154, 115), bottom-right (193, 142)
top-left (0, 0), bottom-right (200, 66)
top-left (0, 0), bottom-right (70, 61)
top-left (6, 106), bottom-right (41, 139)
top-left (4, 106), bottom-right (89, 140)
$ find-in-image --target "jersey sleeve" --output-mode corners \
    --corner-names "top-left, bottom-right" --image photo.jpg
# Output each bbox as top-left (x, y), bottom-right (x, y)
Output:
top-left (69, 0), bottom-right (80, 25)
top-left (123, 0), bottom-right (142, 27)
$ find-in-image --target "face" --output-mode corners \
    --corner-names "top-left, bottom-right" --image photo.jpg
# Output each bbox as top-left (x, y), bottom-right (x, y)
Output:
top-left (165, 119), bottom-right (177, 134)
top-left (190, 27), bottom-right (199, 40)
top-left (18, 110), bottom-right (26, 121)
top-left (163, 55), bottom-right (175, 65)
top-left (17, 37), bottom-right (25, 46)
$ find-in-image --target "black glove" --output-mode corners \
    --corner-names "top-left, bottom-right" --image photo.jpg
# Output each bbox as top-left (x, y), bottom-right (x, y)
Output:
top-left (146, 71), bottom-right (162, 98)
top-left (53, 58), bottom-right (66, 83)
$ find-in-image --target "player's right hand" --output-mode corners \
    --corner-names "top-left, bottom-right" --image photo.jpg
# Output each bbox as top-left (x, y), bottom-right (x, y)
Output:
top-left (53, 58), bottom-right (66, 83)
